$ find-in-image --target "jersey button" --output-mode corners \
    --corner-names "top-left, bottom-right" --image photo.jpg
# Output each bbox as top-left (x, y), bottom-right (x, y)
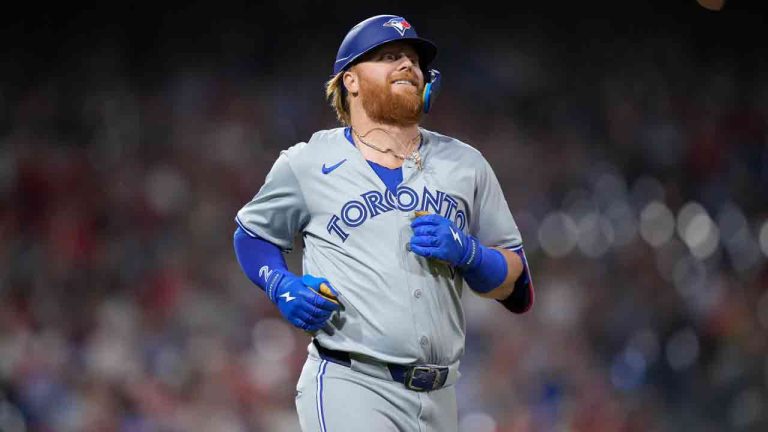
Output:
top-left (419, 336), bottom-right (429, 346)
top-left (413, 289), bottom-right (423, 299)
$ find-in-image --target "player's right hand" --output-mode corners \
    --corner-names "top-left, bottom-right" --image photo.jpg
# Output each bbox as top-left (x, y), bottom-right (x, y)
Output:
top-left (266, 270), bottom-right (341, 332)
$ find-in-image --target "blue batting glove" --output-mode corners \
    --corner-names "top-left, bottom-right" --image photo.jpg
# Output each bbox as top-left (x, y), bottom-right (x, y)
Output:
top-left (409, 214), bottom-right (479, 269)
top-left (266, 270), bottom-right (341, 332)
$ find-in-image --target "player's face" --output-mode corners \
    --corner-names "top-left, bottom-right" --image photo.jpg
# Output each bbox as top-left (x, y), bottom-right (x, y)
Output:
top-left (354, 42), bottom-right (424, 127)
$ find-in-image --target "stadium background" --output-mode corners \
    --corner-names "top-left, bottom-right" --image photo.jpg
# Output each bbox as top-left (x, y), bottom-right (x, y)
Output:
top-left (1, 0), bottom-right (766, 431)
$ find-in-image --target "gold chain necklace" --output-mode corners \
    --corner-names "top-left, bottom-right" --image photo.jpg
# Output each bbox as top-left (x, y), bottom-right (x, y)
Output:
top-left (352, 127), bottom-right (424, 170)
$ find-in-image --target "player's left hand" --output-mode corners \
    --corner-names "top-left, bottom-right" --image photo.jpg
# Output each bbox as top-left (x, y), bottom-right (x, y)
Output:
top-left (409, 214), bottom-right (478, 268)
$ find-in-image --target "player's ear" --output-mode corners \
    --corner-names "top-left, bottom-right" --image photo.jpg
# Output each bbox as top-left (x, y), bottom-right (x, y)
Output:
top-left (342, 69), bottom-right (359, 95)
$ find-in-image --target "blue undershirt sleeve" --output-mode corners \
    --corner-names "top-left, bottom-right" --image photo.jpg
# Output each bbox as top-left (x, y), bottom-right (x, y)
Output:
top-left (233, 227), bottom-right (290, 291)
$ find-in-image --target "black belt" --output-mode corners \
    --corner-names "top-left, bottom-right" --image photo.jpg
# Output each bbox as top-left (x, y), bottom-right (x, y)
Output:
top-left (312, 340), bottom-right (449, 392)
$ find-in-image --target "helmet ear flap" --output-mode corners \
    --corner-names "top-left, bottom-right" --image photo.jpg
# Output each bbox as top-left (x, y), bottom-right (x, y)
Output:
top-left (422, 69), bottom-right (441, 113)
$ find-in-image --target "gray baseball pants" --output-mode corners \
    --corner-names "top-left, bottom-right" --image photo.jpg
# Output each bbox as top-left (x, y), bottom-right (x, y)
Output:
top-left (295, 344), bottom-right (458, 432)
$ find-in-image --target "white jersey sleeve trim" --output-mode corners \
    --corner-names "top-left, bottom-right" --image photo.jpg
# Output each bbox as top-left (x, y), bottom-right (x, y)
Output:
top-left (235, 215), bottom-right (259, 238)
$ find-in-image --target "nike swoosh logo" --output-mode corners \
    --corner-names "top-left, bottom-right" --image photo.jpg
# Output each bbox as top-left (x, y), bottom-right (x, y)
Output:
top-left (322, 159), bottom-right (347, 175)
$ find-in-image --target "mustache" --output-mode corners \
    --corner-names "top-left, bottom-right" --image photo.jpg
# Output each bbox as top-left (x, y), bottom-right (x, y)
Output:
top-left (390, 72), bottom-right (421, 85)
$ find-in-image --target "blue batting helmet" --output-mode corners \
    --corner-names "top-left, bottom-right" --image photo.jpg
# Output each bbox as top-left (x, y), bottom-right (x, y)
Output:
top-left (333, 15), bottom-right (437, 75)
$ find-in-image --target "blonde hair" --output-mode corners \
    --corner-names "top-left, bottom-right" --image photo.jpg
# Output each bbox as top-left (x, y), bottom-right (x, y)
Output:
top-left (325, 72), bottom-right (351, 126)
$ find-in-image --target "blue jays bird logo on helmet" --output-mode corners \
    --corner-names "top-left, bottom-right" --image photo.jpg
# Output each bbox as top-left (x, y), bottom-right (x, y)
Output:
top-left (383, 17), bottom-right (411, 36)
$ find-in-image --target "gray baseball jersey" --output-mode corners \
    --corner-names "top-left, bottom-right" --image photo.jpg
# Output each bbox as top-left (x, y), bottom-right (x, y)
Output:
top-left (236, 126), bottom-right (522, 368)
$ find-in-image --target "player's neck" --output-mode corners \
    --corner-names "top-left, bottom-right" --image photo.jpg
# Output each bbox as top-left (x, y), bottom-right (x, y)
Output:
top-left (350, 117), bottom-right (420, 148)
top-left (349, 117), bottom-right (422, 169)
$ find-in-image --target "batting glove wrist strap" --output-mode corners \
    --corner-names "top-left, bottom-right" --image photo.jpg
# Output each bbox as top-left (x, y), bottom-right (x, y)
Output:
top-left (457, 236), bottom-right (480, 270)
top-left (266, 269), bottom-right (291, 304)
top-left (462, 246), bottom-right (508, 294)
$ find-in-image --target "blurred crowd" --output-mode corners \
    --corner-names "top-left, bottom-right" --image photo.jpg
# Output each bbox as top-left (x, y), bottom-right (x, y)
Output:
top-left (1, 6), bottom-right (767, 432)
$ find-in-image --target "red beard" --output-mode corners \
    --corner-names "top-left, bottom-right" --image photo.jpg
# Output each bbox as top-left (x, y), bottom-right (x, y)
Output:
top-left (358, 73), bottom-right (423, 127)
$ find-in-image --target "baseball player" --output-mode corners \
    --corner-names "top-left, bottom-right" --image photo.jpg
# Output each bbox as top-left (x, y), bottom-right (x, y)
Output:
top-left (233, 14), bottom-right (534, 432)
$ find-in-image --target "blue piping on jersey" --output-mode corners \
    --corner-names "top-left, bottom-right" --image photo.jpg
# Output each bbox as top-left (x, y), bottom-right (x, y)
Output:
top-left (235, 215), bottom-right (259, 238)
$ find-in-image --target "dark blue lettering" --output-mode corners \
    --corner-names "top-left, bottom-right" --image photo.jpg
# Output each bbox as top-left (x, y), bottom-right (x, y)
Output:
top-left (421, 188), bottom-right (445, 214)
top-left (361, 191), bottom-right (393, 218)
top-left (455, 209), bottom-right (467, 231)
top-left (341, 200), bottom-right (368, 227)
top-left (396, 186), bottom-right (419, 211)
top-left (443, 195), bottom-right (458, 220)
top-left (327, 215), bottom-right (349, 242)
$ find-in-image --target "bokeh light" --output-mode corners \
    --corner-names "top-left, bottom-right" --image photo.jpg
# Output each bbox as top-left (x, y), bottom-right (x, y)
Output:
top-left (538, 212), bottom-right (578, 257)
top-left (676, 201), bottom-right (719, 259)
top-left (759, 219), bottom-right (768, 257)
top-left (665, 327), bottom-right (700, 371)
top-left (604, 200), bottom-right (638, 247)
top-left (718, 203), bottom-right (761, 273)
top-left (639, 201), bottom-right (676, 247)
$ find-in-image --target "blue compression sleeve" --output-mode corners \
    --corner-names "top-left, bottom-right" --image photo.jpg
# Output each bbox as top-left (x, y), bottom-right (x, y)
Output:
top-left (233, 227), bottom-right (289, 291)
top-left (461, 242), bottom-right (508, 294)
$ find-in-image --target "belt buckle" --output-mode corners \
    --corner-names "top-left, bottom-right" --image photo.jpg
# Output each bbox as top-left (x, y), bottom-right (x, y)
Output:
top-left (405, 366), bottom-right (445, 392)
